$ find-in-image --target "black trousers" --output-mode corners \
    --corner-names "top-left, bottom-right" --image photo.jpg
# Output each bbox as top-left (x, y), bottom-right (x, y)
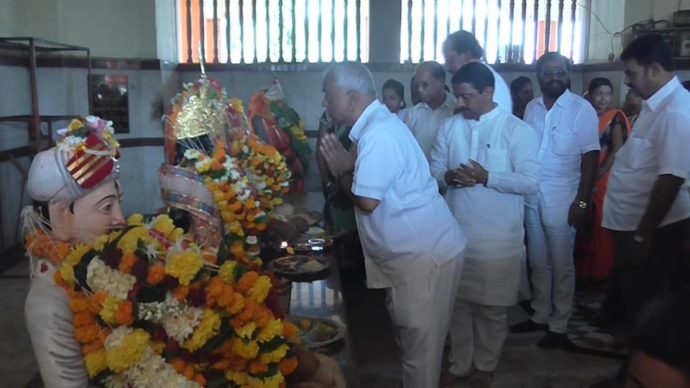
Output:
top-left (605, 218), bottom-right (690, 327)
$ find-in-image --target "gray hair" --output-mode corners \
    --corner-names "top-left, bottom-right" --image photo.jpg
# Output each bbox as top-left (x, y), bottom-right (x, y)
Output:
top-left (324, 62), bottom-right (376, 96)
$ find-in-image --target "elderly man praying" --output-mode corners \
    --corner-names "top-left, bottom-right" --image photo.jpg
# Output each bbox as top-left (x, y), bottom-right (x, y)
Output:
top-left (318, 62), bottom-right (466, 388)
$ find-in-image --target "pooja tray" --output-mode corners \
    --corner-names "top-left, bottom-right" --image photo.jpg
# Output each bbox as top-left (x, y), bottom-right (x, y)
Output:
top-left (267, 255), bottom-right (331, 282)
top-left (287, 315), bottom-right (346, 351)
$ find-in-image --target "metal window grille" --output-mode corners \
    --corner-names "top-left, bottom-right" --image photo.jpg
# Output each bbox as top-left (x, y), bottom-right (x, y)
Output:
top-left (179, 0), bottom-right (370, 63)
top-left (400, 0), bottom-right (586, 64)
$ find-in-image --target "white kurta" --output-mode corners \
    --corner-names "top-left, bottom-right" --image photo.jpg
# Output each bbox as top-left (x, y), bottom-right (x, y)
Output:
top-left (25, 258), bottom-right (89, 388)
top-left (404, 93), bottom-right (456, 161)
top-left (430, 107), bottom-right (540, 305)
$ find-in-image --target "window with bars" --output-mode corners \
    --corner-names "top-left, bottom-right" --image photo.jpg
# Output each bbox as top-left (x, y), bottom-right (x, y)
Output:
top-left (400, 0), bottom-right (586, 64)
top-left (178, 0), bottom-right (370, 64)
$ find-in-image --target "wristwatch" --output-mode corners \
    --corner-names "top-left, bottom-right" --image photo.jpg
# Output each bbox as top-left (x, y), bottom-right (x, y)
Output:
top-left (576, 200), bottom-right (588, 209)
top-left (632, 234), bottom-right (647, 244)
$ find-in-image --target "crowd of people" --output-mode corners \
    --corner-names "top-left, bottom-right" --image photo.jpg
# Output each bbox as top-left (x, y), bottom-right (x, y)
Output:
top-left (19, 24), bottom-right (690, 387)
top-left (317, 31), bottom-right (690, 388)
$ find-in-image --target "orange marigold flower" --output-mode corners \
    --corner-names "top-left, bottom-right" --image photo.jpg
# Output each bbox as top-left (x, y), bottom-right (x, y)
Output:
top-left (183, 364), bottom-right (195, 380)
top-left (193, 373), bottom-right (207, 386)
top-left (228, 356), bottom-right (248, 372)
top-left (249, 360), bottom-right (268, 374)
top-left (253, 307), bottom-right (272, 328)
top-left (278, 357), bottom-right (299, 376)
top-left (237, 272), bottom-right (259, 294)
top-left (146, 263), bottom-right (166, 286)
top-left (118, 253), bottom-right (138, 274)
top-left (170, 358), bottom-right (186, 373)
top-left (69, 298), bottom-right (90, 313)
top-left (115, 301), bottom-right (134, 326)
top-left (175, 286), bottom-right (190, 301)
top-left (283, 321), bottom-right (299, 339)
top-left (82, 339), bottom-right (104, 354)
top-left (73, 311), bottom-right (95, 328)
top-left (211, 359), bottom-right (232, 370)
top-left (74, 324), bottom-right (100, 344)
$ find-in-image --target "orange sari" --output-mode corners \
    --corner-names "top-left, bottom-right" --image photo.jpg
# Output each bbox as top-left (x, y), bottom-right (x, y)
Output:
top-left (580, 109), bottom-right (632, 282)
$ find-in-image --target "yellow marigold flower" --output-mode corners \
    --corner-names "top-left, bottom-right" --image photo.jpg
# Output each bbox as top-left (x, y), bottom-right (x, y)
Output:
top-left (99, 295), bottom-right (121, 325)
top-left (166, 250), bottom-right (204, 286)
top-left (232, 338), bottom-right (259, 360)
top-left (228, 292), bottom-right (245, 315)
top-left (117, 226), bottom-right (149, 254)
top-left (151, 214), bottom-right (177, 239)
top-left (226, 371), bottom-right (248, 385)
top-left (218, 261), bottom-right (238, 285)
top-left (183, 310), bottom-right (221, 352)
top-left (59, 265), bottom-right (76, 286)
top-left (106, 329), bottom-right (150, 373)
top-left (257, 319), bottom-right (284, 343)
top-left (235, 322), bottom-right (256, 339)
top-left (149, 340), bottom-right (166, 354)
top-left (93, 231), bottom-right (121, 252)
top-left (260, 372), bottom-right (285, 388)
top-left (248, 275), bottom-right (272, 303)
top-left (65, 244), bottom-right (90, 267)
top-left (127, 213), bottom-right (145, 226)
top-left (260, 344), bottom-right (289, 364)
top-left (84, 349), bottom-right (107, 377)
top-left (68, 119), bottom-right (83, 131)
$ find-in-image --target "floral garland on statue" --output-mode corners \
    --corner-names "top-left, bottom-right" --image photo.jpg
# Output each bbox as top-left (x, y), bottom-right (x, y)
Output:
top-left (248, 81), bottom-right (311, 169)
top-left (51, 213), bottom-right (300, 388)
top-left (181, 98), bottom-right (292, 244)
top-left (227, 99), bottom-right (292, 211)
top-left (268, 101), bottom-right (310, 168)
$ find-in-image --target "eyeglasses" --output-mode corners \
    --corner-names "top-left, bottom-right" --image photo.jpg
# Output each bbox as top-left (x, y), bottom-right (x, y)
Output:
top-left (540, 70), bottom-right (569, 79)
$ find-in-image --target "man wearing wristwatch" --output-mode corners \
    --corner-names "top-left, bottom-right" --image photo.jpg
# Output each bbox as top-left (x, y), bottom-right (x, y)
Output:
top-left (510, 52), bottom-right (600, 349)
top-left (602, 35), bottom-right (690, 330)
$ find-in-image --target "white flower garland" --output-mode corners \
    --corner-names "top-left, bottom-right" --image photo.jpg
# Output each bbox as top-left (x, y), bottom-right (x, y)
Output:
top-left (86, 258), bottom-right (136, 300)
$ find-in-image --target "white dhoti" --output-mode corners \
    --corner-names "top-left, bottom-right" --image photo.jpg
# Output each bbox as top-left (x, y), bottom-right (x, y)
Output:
top-left (385, 254), bottom-right (463, 388)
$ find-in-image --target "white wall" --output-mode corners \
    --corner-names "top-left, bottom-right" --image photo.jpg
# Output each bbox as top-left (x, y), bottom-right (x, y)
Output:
top-left (0, 64), bottom-right (166, 248)
top-left (1, 0), bottom-right (158, 58)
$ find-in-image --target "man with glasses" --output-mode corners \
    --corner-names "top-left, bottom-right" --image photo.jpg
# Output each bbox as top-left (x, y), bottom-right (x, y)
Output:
top-left (511, 52), bottom-right (600, 349)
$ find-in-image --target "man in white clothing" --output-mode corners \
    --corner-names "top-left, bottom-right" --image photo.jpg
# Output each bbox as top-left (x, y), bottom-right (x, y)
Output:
top-left (443, 30), bottom-right (512, 112)
top-left (319, 62), bottom-right (466, 388)
top-left (432, 62), bottom-right (540, 387)
top-left (603, 34), bottom-right (690, 330)
top-left (511, 52), bottom-right (600, 349)
top-left (404, 61), bottom-right (456, 160)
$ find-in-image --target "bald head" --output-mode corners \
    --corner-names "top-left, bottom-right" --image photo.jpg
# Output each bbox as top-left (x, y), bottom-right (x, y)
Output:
top-left (415, 61), bottom-right (446, 83)
top-left (322, 62), bottom-right (377, 126)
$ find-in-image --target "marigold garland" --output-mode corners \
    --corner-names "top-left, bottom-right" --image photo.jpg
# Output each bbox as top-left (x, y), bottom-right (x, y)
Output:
top-left (37, 213), bottom-right (301, 387)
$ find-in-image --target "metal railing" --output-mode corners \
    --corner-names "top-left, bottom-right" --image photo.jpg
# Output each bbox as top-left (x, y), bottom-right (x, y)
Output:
top-left (179, 0), bottom-right (370, 63)
top-left (400, 0), bottom-right (585, 64)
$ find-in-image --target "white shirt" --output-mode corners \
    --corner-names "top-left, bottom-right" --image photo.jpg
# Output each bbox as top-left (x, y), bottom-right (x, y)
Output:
top-left (404, 92), bottom-right (456, 160)
top-left (350, 100), bottom-right (466, 288)
top-left (396, 109), bottom-right (409, 122)
top-left (523, 90), bottom-right (600, 208)
top-left (603, 77), bottom-right (690, 231)
top-left (430, 107), bottom-right (540, 305)
top-left (484, 63), bottom-right (512, 113)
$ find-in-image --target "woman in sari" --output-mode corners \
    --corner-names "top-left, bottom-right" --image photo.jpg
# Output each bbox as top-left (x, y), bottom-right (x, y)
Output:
top-left (580, 78), bottom-right (632, 282)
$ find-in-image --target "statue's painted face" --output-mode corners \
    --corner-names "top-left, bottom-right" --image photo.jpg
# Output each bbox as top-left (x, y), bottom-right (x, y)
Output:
top-left (50, 181), bottom-right (126, 244)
